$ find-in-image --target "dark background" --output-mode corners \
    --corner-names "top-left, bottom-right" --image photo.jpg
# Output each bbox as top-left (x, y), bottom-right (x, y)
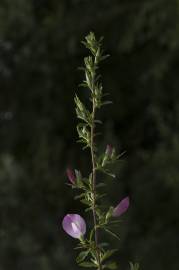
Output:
top-left (0, 0), bottom-right (179, 269)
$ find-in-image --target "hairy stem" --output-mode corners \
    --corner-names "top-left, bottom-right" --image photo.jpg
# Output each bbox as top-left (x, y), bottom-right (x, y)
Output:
top-left (91, 98), bottom-right (102, 270)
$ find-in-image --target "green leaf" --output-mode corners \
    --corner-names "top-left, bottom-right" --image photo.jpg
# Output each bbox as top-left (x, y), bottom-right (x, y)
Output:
top-left (76, 250), bottom-right (90, 263)
top-left (96, 183), bottom-right (106, 188)
top-left (89, 228), bottom-right (94, 241)
top-left (104, 262), bottom-right (118, 269)
top-left (94, 119), bottom-right (103, 124)
top-left (80, 199), bottom-right (91, 206)
top-left (77, 123), bottom-right (90, 147)
top-left (74, 193), bottom-right (85, 200)
top-left (104, 171), bottom-right (116, 178)
top-left (129, 262), bottom-right (140, 270)
top-left (101, 101), bottom-right (113, 106)
top-left (97, 193), bottom-right (107, 199)
top-left (100, 54), bottom-right (110, 62)
top-left (85, 207), bottom-right (93, 212)
top-left (109, 220), bottom-right (121, 225)
top-left (105, 207), bottom-right (114, 222)
top-left (99, 242), bottom-right (109, 248)
top-left (98, 167), bottom-right (116, 178)
top-left (74, 95), bottom-right (92, 126)
top-left (101, 249), bottom-right (118, 262)
top-left (79, 261), bottom-right (96, 268)
top-left (104, 228), bottom-right (120, 240)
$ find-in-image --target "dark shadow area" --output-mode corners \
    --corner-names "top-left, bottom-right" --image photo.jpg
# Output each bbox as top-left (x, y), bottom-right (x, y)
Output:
top-left (0, 1), bottom-right (179, 269)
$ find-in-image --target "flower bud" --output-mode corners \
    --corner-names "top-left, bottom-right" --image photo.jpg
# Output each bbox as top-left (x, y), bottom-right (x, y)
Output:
top-left (105, 144), bottom-right (113, 157)
top-left (62, 214), bottom-right (86, 239)
top-left (66, 168), bottom-right (76, 184)
top-left (112, 196), bottom-right (130, 217)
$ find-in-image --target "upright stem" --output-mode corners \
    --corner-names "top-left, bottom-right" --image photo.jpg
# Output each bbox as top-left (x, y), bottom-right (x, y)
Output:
top-left (90, 98), bottom-right (102, 270)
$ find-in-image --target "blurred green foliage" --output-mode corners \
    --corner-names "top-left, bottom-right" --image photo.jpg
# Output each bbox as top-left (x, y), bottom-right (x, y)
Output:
top-left (0, 0), bottom-right (179, 269)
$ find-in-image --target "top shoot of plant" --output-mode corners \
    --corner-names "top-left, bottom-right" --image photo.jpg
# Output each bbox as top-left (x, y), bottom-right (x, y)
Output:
top-left (62, 32), bottom-right (139, 270)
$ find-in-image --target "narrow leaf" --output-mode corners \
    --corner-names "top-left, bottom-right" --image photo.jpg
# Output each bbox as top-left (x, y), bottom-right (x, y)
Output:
top-left (76, 251), bottom-right (90, 263)
top-left (79, 261), bottom-right (96, 268)
top-left (104, 228), bottom-right (120, 240)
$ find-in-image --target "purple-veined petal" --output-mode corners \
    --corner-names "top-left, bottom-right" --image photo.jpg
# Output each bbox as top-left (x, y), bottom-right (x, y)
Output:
top-left (62, 214), bottom-right (86, 239)
top-left (112, 196), bottom-right (130, 217)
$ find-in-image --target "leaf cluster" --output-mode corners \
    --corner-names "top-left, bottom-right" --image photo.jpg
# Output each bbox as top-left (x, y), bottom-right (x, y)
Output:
top-left (73, 32), bottom-right (122, 270)
top-left (72, 32), bottom-right (140, 270)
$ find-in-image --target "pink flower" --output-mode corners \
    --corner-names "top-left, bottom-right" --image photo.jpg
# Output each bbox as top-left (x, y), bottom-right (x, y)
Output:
top-left (66, 168), bottom-right (76, 184)
top-left (112, 196), bottom-right (130, 217)
top-left (62, 214), bottom-right (86, 239)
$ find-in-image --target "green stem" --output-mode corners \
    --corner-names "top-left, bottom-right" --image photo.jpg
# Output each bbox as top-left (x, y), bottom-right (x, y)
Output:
top-left (91, 97), bottom-right (102, 270)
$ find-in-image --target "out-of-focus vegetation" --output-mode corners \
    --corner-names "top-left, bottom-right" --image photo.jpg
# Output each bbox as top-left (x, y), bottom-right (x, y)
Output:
top-left (0, 1), bottom-right (179, 269)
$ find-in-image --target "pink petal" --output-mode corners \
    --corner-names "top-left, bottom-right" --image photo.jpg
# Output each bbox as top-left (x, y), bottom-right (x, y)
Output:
top-left (62, 214), bottom-right (86, 239)
top-left (112, 196), bottom-right (130, 217)
top-left (66, 168), bottom-right (76, 184)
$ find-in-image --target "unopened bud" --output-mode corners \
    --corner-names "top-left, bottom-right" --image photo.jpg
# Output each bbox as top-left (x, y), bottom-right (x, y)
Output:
top-left (66, 168), bottom-right (76, 184)
top-left (105, 144), bottom-right (113, 157)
